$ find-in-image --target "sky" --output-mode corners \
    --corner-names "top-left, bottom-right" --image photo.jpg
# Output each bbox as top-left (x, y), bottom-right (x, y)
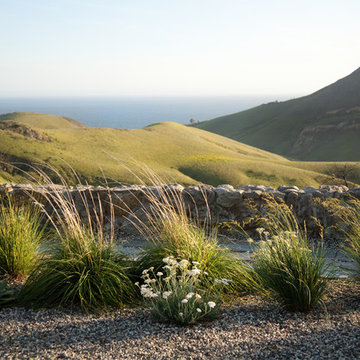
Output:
top-left (1, 0), bottom-right (359, 97)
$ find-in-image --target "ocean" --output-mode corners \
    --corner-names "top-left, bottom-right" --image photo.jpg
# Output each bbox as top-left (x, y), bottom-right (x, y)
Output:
top-left (0, 96), bottom-right (290, 129)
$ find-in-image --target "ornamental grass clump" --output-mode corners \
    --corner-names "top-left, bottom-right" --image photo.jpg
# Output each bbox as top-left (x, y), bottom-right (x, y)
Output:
top-left (330, 198), bottom-right (360, 278)
top-left (0, 194), bottom-right (45, 279)
top-left (20, 169), bottom-right (136, 312)
top-left (252, 201), bottom-right (329, 312)
top-left (121, 172), bottom-right (258, 295)
top-left (137, 256), bottom-right (219, 325)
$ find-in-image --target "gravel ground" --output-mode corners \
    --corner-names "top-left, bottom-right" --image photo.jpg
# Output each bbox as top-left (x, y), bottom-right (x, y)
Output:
top-left (1, 279), bottom-right (359, 360)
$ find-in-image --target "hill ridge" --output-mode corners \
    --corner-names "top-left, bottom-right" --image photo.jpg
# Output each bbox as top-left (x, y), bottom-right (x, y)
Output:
top-left (195, 67), bottom-right (360, 161)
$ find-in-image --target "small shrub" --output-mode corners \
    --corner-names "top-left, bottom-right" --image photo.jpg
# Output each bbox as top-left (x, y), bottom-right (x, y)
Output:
top-left (136, 222), bottom-right (258, 295)
top-left (0, 280), bottom-right (16, 307)
top-left (0, 195), bottom-right (45, 278)
top-left (20, 236), bottom-right (135, 311)
top-left (137, 256), bottom-right (219, 325)
top-left (19, 174), bottom-right (136, 312)
top-left (252, 203), bottom-right (329, 312)
top-left (125, 182), bottom-right (258, 295)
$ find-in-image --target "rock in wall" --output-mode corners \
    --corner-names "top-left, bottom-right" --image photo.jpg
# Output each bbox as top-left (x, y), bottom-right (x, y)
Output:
top-left (1, 183), bottom-right (358, 239)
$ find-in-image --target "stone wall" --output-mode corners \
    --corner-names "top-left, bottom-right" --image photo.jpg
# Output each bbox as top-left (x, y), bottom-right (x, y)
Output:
top-left (1, 183), bottom-right (359, 239)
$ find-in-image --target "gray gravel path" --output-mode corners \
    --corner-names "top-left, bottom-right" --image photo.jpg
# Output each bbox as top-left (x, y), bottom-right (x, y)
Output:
top-left (1, 279), bottom-right (359, 360)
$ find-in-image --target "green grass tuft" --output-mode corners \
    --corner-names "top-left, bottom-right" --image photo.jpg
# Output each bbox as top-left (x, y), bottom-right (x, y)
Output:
top-left (252, 202), bottom-right (329, 311)
top-left (0, 195), bottom-right (45, 278)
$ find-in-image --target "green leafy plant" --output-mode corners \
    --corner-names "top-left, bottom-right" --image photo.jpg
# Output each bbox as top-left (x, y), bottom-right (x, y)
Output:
top-left (0, 194), bottom-right (45, 278)
top-left (252, 201), bottom-right (329, 311)
top-left (119, 174), bottom-right (258, 295)
top-left (20, 171), bottom-right (136, 312)
top-left (137, 256), bottom-right (219, 325)
top-left (20, 236), bottom-right (135, 311)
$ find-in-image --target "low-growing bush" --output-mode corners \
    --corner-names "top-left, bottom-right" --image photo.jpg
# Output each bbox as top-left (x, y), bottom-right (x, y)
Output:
top-left (20, 172), bottom-right (136, 312)
top-left (123, 178), bottom-right (258, 295)
top-left (252, 201), bottom-right (329, 312)
top-left (0, 194), bottom-right (45, 278)
top-left (20, 235), bottom-right (135, 311)
top-left (136, 222), bottom-right (257, 295)
top-left (137, 256), bottom-right (219, 325)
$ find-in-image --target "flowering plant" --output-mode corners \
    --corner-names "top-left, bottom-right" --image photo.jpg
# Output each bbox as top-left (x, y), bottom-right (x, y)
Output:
top-left (136, 256), bottom-right (220, 325)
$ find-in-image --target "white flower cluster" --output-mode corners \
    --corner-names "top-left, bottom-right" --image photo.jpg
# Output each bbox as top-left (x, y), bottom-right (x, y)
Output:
top-left (140, 284), bottom-right (158, 298)
top-left (214, 278), bottom-right (232, 286)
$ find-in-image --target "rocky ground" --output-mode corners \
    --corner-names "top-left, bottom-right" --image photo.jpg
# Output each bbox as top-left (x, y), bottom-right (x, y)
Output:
top-left (1, 279), bottom-right (359, 360)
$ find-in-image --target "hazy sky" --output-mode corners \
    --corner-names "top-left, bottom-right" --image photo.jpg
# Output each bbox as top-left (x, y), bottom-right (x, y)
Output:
top-left (1, 0), bottom-right (359, 97)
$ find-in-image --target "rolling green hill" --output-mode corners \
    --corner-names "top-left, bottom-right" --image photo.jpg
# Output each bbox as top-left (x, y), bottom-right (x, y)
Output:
top-left (195, 67), bottom-right (360, 161)
top-left (0, 112), bottom-right (353, 187)
top-left (0, 112), bottom-right (86, 129)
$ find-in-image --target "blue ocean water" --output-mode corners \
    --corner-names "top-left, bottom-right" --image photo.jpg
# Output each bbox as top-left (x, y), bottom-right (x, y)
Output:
top-left (0, 96), bottom-right (290, 129)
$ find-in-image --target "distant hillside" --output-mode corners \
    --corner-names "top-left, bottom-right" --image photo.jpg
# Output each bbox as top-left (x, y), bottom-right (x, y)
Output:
top-left (195, 68), bottom-right (360, 161)
top-left (0, 112), bottom-right (349, 187)
top-left (0, 112), bottom-right (86, 129)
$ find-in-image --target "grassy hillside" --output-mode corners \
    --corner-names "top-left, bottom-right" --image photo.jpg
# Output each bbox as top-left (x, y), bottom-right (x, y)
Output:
top-left (0, 112), bottom-right (350, 187)
top-left (195, 68), bottom-right (360, 161)
top-left (0, 112), bottom-right (86, 129)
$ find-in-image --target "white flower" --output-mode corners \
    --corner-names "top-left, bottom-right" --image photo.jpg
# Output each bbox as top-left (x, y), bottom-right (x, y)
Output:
top-left (134, 282), bottom-right (139, 286)
top-left (162, 291), bottom-right (172, 299)
top-left (179, 312), bottom-right (183, 317)
top-left (195, 294), bottom-right (202, 300)
top-left (157, 272), bottom-right (163, 277)
top-left (247, 237), bottom-right (254, 244)
top-left (181, 299), bottom-right (188, 304)
top-left (256, 227), bottom-right (265, 234)
top-left (196, 308), bottom-right (202, 313)
top-left (188, 267), bottom-right (201, 276)
top-left (186, 292), bottom-right (195, 299)
top-left (207, 301), bottom-right (216, 309)
top-left (140, 287), bottom-right (158, 298)
top-left (215, 278), bottom-right (231, 285)
top-left (142, 269), bottom-right (149, 275)
top-left (192, 261), bottom-right (200, 265)
top-left (179, 260), bottom-right (189, 269)
top-left (163, 257), bottom-right (170, 264)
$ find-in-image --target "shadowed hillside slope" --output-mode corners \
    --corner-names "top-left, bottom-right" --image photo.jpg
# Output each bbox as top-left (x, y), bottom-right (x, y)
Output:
top-left (195, 68), bottom-right (360, 161)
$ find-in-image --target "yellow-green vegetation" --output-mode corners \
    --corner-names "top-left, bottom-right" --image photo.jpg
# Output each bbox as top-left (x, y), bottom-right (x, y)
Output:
top-left (251, 200), bottom-right (329, 312)
top-left (0, 195), bottom-right (46, 278)
top-left (19, 180), bottom-right (136, 311)
top-left (0, 112), bottom-right (85, 129)
top-left (322, 197), bottom-right (360, 277)
top-left (195, 67), bottom-right (360, 162)
top-left (0, 112), bottom-right (353, 187)
top-left (138, 258), bottom-right (220, 325)
top-left (130, 178), bottom-right (258, 295)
